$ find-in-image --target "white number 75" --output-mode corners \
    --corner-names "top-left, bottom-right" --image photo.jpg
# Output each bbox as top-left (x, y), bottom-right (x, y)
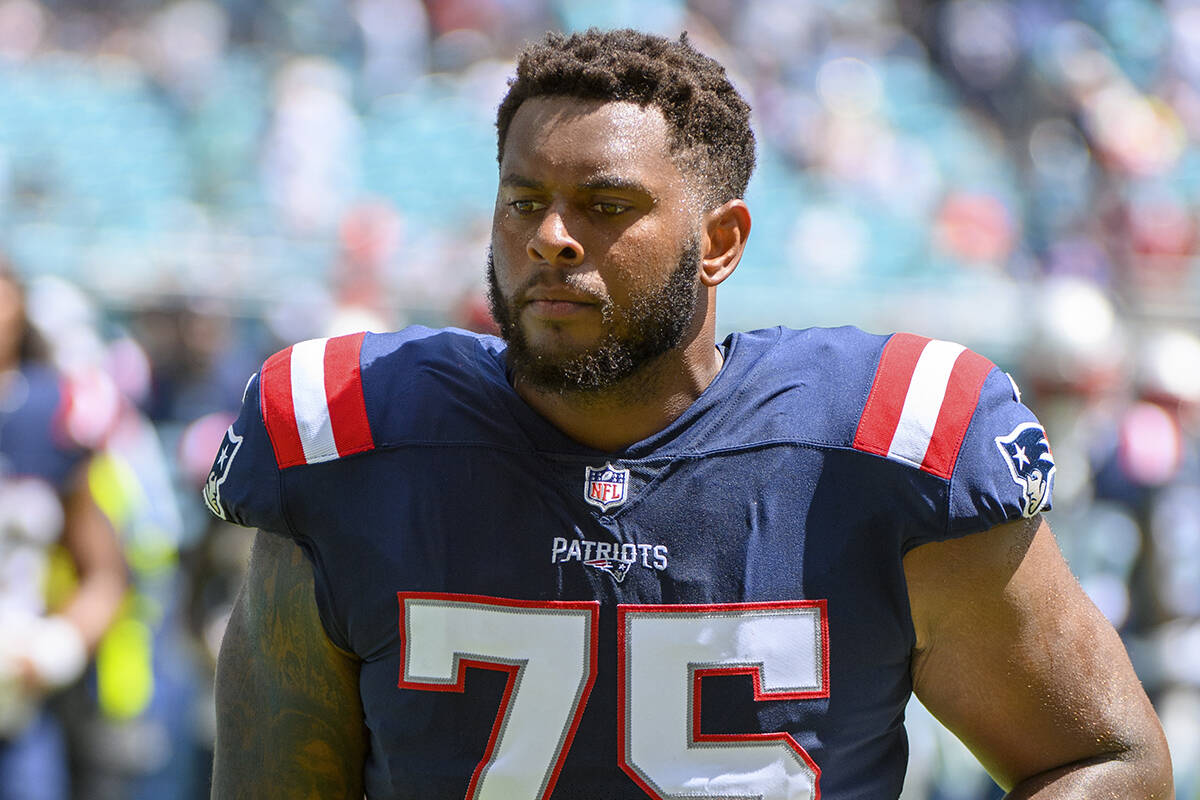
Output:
top-left (400, 593), bottom-right (828, 800)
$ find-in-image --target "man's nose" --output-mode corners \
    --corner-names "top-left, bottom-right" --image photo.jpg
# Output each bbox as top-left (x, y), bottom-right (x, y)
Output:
top-left (527, 209), bottom-right (584, 266)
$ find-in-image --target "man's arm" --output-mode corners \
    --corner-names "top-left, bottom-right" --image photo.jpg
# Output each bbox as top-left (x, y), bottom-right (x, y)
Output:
top-left (59, 469), bottom-right (127, 650)
top-left (904, 515), bottom-right (1172, 798)
top-left (212, 530), bottom-right (367, 799)
top-left (14, 468), bottom-right (127, 694)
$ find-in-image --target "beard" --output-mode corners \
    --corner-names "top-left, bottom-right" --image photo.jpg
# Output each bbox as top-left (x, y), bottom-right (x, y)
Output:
top-left (487, 239), bottom-right (702, 394)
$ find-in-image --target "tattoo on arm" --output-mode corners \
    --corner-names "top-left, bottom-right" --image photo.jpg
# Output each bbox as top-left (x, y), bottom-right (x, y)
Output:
top-left (213, 530), bottom-right (367, 799)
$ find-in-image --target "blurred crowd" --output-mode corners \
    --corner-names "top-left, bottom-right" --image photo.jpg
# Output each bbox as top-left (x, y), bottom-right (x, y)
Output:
top-left (0, 0), bottom-right (1198, 797)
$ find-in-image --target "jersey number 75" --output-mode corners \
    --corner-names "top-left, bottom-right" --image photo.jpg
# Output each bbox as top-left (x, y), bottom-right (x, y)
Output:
top-left (399, 593), bottom-right (829, 800)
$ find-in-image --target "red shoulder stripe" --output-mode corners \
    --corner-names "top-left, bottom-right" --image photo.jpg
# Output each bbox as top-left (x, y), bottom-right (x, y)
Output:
top-left (852, 333), bottom-right (930, 457)
top-left (259, 345), bottom-right (306, 469)
top-left (324, 331), bottom-right (374, 458)
top-left (919, 349), bottom-right (994, 479)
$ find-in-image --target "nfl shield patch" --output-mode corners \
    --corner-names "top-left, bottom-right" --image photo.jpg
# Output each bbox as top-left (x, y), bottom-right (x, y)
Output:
top-left (584, 463), bottom-right (630, 512)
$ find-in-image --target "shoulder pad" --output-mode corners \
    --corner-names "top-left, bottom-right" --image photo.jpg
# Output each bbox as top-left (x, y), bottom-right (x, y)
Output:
top-left (260, 331), bottom-right (375, 469)
top-left (852, 333), bottom-right (994, 480)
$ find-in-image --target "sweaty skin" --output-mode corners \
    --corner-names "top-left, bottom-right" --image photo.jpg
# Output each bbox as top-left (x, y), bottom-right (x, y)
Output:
top-left (906, 516), bottom-right (1173, 796)
top-left (212, 531), bottom-right (366, 799)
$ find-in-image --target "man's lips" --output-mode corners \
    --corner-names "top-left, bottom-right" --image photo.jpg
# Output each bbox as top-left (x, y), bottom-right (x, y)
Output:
top-left (523, 298), bottom-right (595, 319)
top-left (521, 290), bottom-right (598, 319)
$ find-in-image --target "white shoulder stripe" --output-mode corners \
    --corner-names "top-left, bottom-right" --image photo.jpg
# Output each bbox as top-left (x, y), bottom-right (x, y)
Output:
top-left (289, 337), bottom-right (339, 464)
top-left (886, 339), bottom-right (966, 467)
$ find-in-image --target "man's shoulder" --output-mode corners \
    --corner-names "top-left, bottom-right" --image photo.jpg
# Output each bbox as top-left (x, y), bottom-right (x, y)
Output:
top-left (260, 325), bottom-right (503, 388)
top-left (255, 326), bottom-right (507, 470)
top-left (203, 326), bottom-right (511, 527)
top-left (765, 324), bottom-right (889, 367)
top-left (724, 324), bottom-right (893, 432)
top-left (729, 325), bottom-right (1011, 476)
top-left (358, 325), bottom-right (507, 404)
top-left (360, 325), bottom-right (506, 368)
top-left (729, 324), bottom-right (1053, 536)
top-left (698, 326), bottom-right (878, 459)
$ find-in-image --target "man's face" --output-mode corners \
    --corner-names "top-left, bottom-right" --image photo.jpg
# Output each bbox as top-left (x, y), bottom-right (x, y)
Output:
top-left (488, 96), bottom-right (703, 393)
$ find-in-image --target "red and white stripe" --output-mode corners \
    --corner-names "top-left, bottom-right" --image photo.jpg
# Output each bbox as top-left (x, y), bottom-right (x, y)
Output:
top-left (853, 333), bottom-right (994, 479)
top-left (259, 331), bottom-right (375, 469)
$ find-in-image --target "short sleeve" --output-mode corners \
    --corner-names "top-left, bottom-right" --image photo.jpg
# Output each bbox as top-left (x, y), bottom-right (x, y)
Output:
top-left (202, 371), bottom-right (288, 534)
top-left (947, 369), bottom-right (1054, 536)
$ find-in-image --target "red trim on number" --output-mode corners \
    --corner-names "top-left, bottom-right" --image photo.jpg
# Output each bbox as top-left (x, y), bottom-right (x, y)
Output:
top-left (322, 332), bottom-right (375, 458)
top-left (462, 658), bottom-right (521, 800)
top-left (617, 599), bottom-right (828, 800)
top-left (920, 348), bottom-right (994, 479)
top-left (690, 665), bottom-right (823, 798)
top-left (397, 592), bottom-right (600, 800)
top-left (852, 333), bottom-right (930, 458)
top-left (259, 346), bottom-right (307, 468)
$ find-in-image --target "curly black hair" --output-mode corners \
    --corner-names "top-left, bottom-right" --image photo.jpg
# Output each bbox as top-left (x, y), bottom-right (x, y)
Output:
top-left (496, 28), bottom-right (756, 208)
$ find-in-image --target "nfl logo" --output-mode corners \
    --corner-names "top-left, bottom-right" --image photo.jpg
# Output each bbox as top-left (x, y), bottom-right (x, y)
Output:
top-left (584, 463), bottom-right (630, 511)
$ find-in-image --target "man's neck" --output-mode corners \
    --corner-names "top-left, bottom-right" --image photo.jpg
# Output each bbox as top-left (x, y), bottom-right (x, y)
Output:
top-left (513, 334), bottom-right (724, 452)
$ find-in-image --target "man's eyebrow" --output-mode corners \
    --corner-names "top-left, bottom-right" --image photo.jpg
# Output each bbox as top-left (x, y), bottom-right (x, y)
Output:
top-left (499, 174), bottom-right (542, 189)
top-left (577, 175), bottom-right (651, 195)
top-left (499, 173), bottom-right (653, 196)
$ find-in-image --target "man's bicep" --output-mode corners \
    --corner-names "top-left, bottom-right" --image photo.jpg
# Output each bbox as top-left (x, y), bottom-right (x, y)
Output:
top-left (904, 516), bottom-right (1170, 793)
top-left (213, 529), bottom-right (367, 799)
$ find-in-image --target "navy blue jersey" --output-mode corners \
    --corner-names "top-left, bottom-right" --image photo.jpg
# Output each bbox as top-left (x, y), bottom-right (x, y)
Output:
top-left (0, 365), bottom-right (86, 487)
top-left (206, 326), bottom-right (1054, 800)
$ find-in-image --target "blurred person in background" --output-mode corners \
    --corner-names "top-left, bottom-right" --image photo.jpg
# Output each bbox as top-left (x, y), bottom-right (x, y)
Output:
top-left (1088, 326), bottom-right (1200, 796)
top-left (0, 258), bottom-right (126, 800)
top-left (207, 28), bottom-right (1169, 798)
top-left (131, 296), bottom-right (263, 430)
top-left (20, 279), bottom-right (211, 800)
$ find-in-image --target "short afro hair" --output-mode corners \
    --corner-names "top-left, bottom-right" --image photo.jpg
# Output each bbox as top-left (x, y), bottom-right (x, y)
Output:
top-left (496, 28), bottom-right (756, 208)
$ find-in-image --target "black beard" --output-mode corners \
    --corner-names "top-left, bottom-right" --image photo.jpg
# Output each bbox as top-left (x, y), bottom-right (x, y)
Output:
top-left (487, 240), bottom-right (701, 394)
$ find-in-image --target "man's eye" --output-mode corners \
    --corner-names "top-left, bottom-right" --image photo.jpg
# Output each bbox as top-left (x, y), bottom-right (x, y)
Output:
top-left (509, 199), bottom-right (544, 214)
top-left (593, 202), bottom-right (629, 216)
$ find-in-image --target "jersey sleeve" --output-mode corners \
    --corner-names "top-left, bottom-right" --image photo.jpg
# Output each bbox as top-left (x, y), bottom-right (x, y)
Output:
top-left (202, 330), bottom-right (379, 533)
top-left (946, 367), bottom-right (1054, 537)
top-left (848, 332), bottom-right (1054, 549)
top-left (202, 370), bottom-right (289, 534)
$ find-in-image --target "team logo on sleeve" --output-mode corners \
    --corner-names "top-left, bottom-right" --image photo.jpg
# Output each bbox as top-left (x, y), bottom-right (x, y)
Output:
top-left (203, 426), bottom-right (243, 521)
top-left (995, 423), bottom-right (1055, 517)
top-left (583, 463), bottom-right (629, 511)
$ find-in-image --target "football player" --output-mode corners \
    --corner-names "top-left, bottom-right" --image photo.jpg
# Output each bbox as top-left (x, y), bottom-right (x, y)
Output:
top-left (208, 29), bottom-right (1172, 799)
top-left (0, 262), bottom-right (127, 800)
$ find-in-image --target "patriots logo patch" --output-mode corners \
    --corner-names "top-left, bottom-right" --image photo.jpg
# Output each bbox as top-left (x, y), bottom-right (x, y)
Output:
top-left (995, 422), bottom-right (1055, 518)
top-left (584, 463), bottom-right (629, 511)
top-left (584, 558), bottom-right (634, 582)
top-left (203, 426), bottom-right (243, 521)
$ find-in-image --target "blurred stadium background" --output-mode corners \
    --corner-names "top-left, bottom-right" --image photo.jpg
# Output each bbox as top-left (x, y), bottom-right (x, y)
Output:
top-left (0, 0), bottom-right (1198, 797)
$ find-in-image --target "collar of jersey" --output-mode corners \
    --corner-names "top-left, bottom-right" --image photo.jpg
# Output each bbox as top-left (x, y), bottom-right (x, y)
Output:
top-left (472, 328), bottom-right (781, 461)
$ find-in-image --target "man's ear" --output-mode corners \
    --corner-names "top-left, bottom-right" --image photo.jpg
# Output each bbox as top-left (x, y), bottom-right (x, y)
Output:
top-left (700, 199), bottom-right (751, 287)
